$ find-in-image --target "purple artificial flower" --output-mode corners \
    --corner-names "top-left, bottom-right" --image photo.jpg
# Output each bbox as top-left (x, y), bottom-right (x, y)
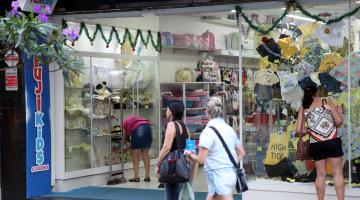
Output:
top-left (37, 13), bottom-right (48, 23)
top-left (45, 5), bottom-right (51, 14)
top-left (8, 1), bottom-right (21, 17)
top-left (33, 5), bottom-right (42, 14)
top-left (11, 1), bottom-right (20, 10)
top-left (62, 27), bottom-right (79, 41)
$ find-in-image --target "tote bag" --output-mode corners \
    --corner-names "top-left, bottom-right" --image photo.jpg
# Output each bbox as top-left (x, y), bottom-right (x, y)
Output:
top-left (159, 122), bottom-right (190, 184)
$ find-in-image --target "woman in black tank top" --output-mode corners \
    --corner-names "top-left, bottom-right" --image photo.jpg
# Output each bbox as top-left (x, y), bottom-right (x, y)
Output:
top-left (155, 101), bottom-right (189, 200)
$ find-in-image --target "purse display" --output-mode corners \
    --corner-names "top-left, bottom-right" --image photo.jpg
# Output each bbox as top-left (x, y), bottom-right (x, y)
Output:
top-left (175, 68), bottom-right (196, 82)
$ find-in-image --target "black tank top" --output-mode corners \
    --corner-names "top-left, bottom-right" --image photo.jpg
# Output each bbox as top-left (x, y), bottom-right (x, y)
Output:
top-left (170, 121), bottom-right (188, 152)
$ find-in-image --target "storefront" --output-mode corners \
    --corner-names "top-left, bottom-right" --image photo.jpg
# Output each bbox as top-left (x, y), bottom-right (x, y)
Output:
top-left (44, 0), bottom-right (360, 199)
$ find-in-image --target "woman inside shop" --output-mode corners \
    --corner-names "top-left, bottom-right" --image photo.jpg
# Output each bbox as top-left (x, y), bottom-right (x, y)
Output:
top-left (186, 97), bottom-right (245, 200)
top-left (123, 116), bottom-right (152, 182)
top-left (155, 101), bottom-right (189, 200)
top-left (296, 85), bottom-right (344, 200)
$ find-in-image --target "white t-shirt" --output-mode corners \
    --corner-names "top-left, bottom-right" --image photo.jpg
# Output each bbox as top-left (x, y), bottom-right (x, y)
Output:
top-left (199, 117), bottom-right (241, 172)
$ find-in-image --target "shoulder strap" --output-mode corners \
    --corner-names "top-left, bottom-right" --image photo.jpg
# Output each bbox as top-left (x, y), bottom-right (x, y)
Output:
top-left (209, 126), bottom-right (239, 170)
top-left (178, 121), bottom-right (190, 139)
top-left (173, 121), bottom-right (183, 151)
top-left (322, 98), bottom-right (328, 106)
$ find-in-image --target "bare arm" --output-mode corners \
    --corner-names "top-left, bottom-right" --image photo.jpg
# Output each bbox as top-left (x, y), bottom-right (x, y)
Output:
top-left (157, 122), bottom-right (176, 162)
top-left (189, 147), bottom-right (209, 165)
top-left (236, 144), bottom-right (245, 163)
top-left (296, 107), bottom-right (306, 137)
top-left (328, 99), bottom-right (343, 127)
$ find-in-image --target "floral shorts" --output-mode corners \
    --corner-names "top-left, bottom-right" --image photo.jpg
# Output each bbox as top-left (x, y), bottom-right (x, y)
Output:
top-left (206, 167), bottom-right (236, 196)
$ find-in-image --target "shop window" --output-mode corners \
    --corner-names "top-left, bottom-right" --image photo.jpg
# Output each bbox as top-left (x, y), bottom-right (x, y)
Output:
top-left (240, 1), bottom-right (359, 187)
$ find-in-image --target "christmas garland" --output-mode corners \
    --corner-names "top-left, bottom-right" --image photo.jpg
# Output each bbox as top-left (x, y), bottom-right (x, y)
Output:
top-left (236, 2), bottom-right (360, 33)
top-left (62, 20), bottom-right (162, 52)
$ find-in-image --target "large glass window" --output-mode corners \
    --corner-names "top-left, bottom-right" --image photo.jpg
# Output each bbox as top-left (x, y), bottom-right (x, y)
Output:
top-left (240, 1), bottom-right (357, 186)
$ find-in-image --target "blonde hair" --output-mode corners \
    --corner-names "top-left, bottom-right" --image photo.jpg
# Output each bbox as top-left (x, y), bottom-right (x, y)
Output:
top-left (206, 97), bottom-right (224, 119)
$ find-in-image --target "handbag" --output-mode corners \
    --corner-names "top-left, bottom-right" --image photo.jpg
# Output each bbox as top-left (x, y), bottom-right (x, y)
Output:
top-left (296, 136), bottom-right (311, 161)
top-left (178, 182), bottom-right (195, 200)
top-left (159, 122), bottom-right (191, 184)
top-left (209, 126), bottom-right (248, 193)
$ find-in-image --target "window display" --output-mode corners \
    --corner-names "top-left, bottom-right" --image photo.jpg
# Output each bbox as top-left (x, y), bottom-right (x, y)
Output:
top-left (239, 1), bottom-right (360, 187)
top-left (63, 56), bottom-right (159, 173)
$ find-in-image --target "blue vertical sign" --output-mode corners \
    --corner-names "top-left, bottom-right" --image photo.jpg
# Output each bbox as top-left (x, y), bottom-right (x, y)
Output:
top-left (24, 55), bottom-right (51, 198)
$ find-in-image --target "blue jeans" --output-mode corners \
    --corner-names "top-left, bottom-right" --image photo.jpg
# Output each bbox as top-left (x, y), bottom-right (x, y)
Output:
top-left (165, 183), bottom-right (184, 200)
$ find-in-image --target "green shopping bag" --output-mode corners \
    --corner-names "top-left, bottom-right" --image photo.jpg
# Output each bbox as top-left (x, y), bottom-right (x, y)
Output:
top-left (179, 182), bottom-right (195, 200)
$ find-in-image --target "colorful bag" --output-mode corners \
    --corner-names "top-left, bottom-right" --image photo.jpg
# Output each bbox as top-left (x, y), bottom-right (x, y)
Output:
top-left (200, 31), bottom-right (215, 50)
top-left (173, 34), bottom-right (193, 49)
top-left (263, 132), bottom-right (290, 165)
top-left (161, 32), bottom-right (173, 47)
top-left (175, 68), bottom-right (196, 82)
top-left (197, 59), bottom-right (221, 82)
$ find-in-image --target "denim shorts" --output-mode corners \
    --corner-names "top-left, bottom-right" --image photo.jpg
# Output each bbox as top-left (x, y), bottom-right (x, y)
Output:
top-left (206, 167), bottom-right (237, 196)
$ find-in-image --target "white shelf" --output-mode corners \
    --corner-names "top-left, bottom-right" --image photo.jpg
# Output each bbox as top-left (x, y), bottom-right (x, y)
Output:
top-left (162, 47), bottom-right (260, 59)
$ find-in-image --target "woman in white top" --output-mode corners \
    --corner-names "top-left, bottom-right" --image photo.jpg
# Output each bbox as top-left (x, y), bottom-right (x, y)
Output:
top-left (186, 97), bottom-right (245, 200)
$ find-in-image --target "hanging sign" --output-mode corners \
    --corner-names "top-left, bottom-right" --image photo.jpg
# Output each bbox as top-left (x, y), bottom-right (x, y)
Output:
top-left (24, 55), bottom-right (51, 198)
top-left (5, 68), bottom-right (18, 91)
top-left (4, 50), bottom-right (19, 91)
top-left (5, 50), bottom-right (19, 67)
top-left (18, 0), bottom-right (58, 14)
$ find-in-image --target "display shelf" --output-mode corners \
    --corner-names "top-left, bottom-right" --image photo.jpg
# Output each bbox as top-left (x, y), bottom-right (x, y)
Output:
top-left (65, 86), bottom-right (92, 91)
top-left (162, 47), bottom-right (260, 59)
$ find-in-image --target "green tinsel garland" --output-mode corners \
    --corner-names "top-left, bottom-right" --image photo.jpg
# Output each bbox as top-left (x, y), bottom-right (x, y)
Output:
top-left (236, 3), bottom-right (360, 33)
top-left (63, 20), bottom-right (162, 52)
top-left (235, 5), bottom-right (288, 35)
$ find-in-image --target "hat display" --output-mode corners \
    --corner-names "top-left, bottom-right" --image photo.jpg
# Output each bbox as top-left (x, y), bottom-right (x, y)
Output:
top-left (256, 38), bottom-right (282, 64)
top-left (318, 73), bottom-right (342, 94)
top-left (303, 46), bottom-right (326, 70)
top-left (294, 60), bottom-right (315, 81)
top-left (298, 77), bottom-right (317, 90)
top-left (319, 52), bottom-right (343, 73)
top-left (329, 52), bottom-right (360, 88)
top-left (277, 37), bottom-right (298, 60)
top-left (316, 22), bottom-right (344, 48)
top-left (255, 69), bottom-right (280, 86)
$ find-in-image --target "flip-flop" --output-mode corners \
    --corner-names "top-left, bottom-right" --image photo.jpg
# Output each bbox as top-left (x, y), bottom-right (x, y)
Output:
top-left (144, 177), bottom-right (151, 182)
top-left (129, 177), bottom-right (140, 182)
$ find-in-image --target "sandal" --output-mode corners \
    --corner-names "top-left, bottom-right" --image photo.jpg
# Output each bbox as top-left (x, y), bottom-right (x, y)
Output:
top-left (129, 177), bottom-right (140, 182)
top-left (144, 177), bottom-right (151, 182)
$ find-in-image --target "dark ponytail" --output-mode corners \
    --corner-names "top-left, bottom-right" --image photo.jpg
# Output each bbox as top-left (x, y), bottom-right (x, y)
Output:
top-left (302, 85), bottom-right (318, 109)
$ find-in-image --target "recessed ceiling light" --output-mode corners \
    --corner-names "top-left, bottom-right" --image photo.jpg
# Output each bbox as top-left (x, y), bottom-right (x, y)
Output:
top-left (231, 9), bottom-right (236, 13)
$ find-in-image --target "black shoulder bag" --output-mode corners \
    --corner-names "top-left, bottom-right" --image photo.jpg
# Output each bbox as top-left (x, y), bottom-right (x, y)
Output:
top-left (209, 126), bottom-right (248, 193)
top-left (159, 122), bottom-right (190, 183)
